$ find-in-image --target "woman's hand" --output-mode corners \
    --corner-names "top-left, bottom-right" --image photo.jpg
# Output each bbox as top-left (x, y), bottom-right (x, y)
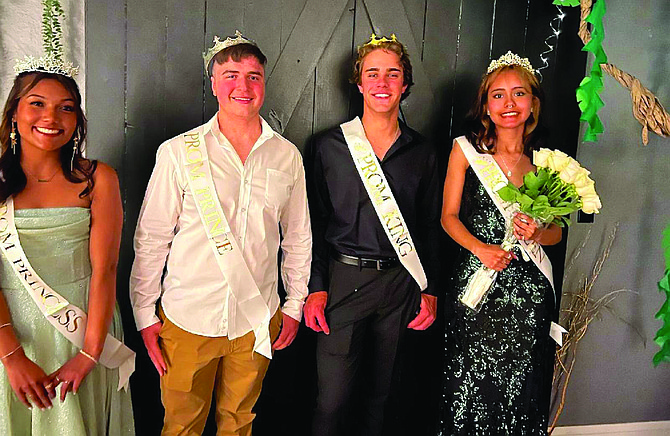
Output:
top-left (3, 349), bottom-right (56, 409)
top-left (50, 352), bottom-right (97, 402)
top-left (513, 213), bottom-right (539, 241)
top-left (473, 243), bottom-right (516, 271)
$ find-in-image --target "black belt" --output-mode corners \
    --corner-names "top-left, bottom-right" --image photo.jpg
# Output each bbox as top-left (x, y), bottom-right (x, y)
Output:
top-left (333, 252), bottom-right (400, 270)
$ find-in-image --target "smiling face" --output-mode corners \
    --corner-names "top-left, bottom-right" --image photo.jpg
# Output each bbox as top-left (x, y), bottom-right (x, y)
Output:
top-left (485, 69), bottom-right (536, 133)
top-left (14, 78), bottom-right (77, 154)
top-left (211, 55), bottom-right (265, 121)
top-left (357, 49), bottom-right (407, 116)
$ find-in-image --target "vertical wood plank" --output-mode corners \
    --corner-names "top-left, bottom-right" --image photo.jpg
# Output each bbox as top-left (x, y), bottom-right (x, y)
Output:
top-left (85, 0), bottom-right (126, 171)
top-left (281, 0), bottom-right (309, 49)
top-left (243, 0), bottom-right (283, 74)
top-left (124, 1), bottom-right (172, 434)
top-left (450, 0), bottom-right (495, 139)
top-left (280, 0), bottom-right (321, 151)
top-left (490, 1), bottom-right (528, 58)
top-left (423, 0), bottom-right (460, 141)
top-left (313, 0), bottom-right (356, 135)
top-left (403, 0), bottom-right (426, 52)
top-left (165, 0), bottom-right (206, 137)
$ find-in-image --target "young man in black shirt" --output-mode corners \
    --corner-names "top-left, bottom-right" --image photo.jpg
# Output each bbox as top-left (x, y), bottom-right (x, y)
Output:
top-left (304, 34), bottom-right (442, 436)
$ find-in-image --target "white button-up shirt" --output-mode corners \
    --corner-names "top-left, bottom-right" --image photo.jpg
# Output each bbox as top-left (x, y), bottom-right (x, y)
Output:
top-left (130, 114), bottom-right (311, 340)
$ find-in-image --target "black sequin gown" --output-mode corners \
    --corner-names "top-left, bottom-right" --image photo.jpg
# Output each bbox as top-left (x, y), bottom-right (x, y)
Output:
top-left (439, 167), bottom-right (556, 436)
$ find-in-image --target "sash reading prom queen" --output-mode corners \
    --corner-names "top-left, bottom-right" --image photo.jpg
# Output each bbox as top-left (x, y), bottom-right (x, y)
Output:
top-left (0, 198), bottom-right (135, 390)
top-left (340, 117), bottom-right (427, 291)
top-left (180, 131), bottom-right (273, 359)
top-left (456, 136), bottom-right (566, 345)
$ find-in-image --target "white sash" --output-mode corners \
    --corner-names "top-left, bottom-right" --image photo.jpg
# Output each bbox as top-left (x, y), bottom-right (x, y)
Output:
top-left (180, 131), bottom-right (272, 359)
top-left (456, 136), bottom-right (567, 345)
top-left (0, 199), bottom-right (135, 391)
top-left (341, 117), bottom-right (427, 291)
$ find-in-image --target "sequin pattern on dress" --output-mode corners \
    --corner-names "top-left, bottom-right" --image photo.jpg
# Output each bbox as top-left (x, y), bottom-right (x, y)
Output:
top-left (439, 167), bottom-right (555, 436)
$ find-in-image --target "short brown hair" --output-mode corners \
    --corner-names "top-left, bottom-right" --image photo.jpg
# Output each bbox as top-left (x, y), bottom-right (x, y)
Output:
top-left (209, 43), bottom-right (267, 76)
top-left (351, 39), bottom-right (414, 101)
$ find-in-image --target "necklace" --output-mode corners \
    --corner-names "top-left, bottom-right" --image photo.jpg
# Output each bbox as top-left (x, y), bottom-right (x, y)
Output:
top-left (498, 152), bottom-right (523, 177)
top-left (23, 166), bottom-right (60, 183)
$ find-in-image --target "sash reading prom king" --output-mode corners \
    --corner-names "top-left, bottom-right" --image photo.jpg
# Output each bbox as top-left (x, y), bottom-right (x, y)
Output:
top-left (180, 131), bottom-right (272, 359)
top-left (341, 117), bottom-right (427, 291)
top-left (456, 136), bottom-right (566, 345)
top-left (0, 199), bottom-right (135, 391)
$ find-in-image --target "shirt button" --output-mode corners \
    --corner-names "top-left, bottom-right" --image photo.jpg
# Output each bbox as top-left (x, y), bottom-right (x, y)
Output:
top-left (244, 180), bottom-right (249, 185)
top-left (241, 207), bottom-right (246, 212)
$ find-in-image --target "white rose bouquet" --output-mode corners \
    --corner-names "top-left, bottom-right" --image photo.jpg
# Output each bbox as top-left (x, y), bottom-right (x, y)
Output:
top-left (497, 148), bottom-right (602, 224)
top-left (460, 149), bottom-right (601, 312)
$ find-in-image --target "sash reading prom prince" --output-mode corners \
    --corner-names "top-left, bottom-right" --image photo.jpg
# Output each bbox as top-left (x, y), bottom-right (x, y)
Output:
top-left (180, 131), bottom-right (272, 359)
top-left (456, 136), bottom-right (566, 345)
top-left (0, 199), bottom-right (135, 391)
top-left (341, 118), bottom-right (427, 291)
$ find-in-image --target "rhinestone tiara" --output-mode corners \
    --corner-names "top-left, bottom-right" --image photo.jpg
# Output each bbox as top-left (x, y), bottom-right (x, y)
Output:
top-left (14, 0), bottom-right (78, 78)
top-left (203, 31), bottom-right (256, 75)
top-left (486, 51), bottom-right (535, 75)
top-left (14, 53), bottom-right (79, 78)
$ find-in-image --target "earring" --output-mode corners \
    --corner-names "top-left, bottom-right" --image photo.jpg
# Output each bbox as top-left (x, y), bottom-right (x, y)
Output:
top-left (486, 110), bottom-right (490, 116)
top-left (10, 121), bottom-right (17, 154)
top-left (71, 133), bottom-right (79, 172)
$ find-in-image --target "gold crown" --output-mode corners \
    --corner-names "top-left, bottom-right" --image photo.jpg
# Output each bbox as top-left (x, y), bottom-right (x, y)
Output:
top-left (203, 31), bottom-right (256, 75)
top-left (361, 33), bottom-right (398, 49)
top-left (486, 51), bottom-right (535, 75)
top-left (14, 53), bottom-right (79, 78)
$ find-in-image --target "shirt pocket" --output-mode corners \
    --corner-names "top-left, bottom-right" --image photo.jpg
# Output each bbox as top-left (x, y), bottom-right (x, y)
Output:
top-left (265, 168), bottom-right (293, 209)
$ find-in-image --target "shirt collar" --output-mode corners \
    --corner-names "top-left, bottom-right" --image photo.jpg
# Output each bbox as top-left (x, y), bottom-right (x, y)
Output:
top-left (205, 113), bottom-right (277, 150)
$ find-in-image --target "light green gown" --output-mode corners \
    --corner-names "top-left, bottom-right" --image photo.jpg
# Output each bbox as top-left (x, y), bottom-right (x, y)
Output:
top-left (0, 208), bottom-right (135, 435)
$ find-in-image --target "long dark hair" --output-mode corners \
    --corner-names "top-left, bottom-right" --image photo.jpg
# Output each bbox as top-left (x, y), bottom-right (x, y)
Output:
top-left (0, 71), bottom-right (96, 202)
top-left (463, 64), bottom-right (548, 157)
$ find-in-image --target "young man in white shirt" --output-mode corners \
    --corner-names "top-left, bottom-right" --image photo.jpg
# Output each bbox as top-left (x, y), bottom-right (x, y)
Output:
top-left (130, 32), bottom-right (311, 436)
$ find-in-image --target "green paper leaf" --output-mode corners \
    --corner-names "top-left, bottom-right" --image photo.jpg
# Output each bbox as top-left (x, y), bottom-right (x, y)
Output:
top-left (575, 0), bottom-right (610, 143)
top-left (653, 221), bottom-right (670, 366)
top-left (553, 0), bottom-right (580, 6)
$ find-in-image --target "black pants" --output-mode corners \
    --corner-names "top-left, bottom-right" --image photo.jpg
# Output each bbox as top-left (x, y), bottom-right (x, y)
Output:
top-left (312, 259), bottom-right (421, 436)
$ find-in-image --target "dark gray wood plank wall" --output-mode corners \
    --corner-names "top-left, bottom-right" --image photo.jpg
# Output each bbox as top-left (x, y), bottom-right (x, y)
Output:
top-left (85, 1), bottom-right (585, 434)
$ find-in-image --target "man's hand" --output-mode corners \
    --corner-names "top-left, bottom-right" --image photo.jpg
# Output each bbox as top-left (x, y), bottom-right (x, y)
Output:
top-left (304, 291), bottom-right (330, 334)
top-left (407, 294), bottom-right (437, 330)
top-left (140, 321), bottom-right (167, 376)
top-left (272, 313), bottom-right (299, 350)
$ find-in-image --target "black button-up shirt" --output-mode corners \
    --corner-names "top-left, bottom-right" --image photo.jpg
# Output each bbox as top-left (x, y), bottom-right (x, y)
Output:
top-left (305, 120), bottom-right (442, 296)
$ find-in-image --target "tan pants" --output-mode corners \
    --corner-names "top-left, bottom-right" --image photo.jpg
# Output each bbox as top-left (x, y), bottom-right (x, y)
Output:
top-left (158, 308), bottom-right (283, 436)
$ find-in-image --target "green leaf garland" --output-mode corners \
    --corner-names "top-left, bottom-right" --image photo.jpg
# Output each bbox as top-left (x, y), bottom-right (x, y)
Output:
top-left (41, 0), bottom-right (65, 61)
top-left (553, 0), bottom-right (580, 6)
top-left (578, 0), bottom-right (608, 142)
top-left (553, 0), bottom-right (609, 142)
top-left (653, 222), bottom-right (670, 366)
